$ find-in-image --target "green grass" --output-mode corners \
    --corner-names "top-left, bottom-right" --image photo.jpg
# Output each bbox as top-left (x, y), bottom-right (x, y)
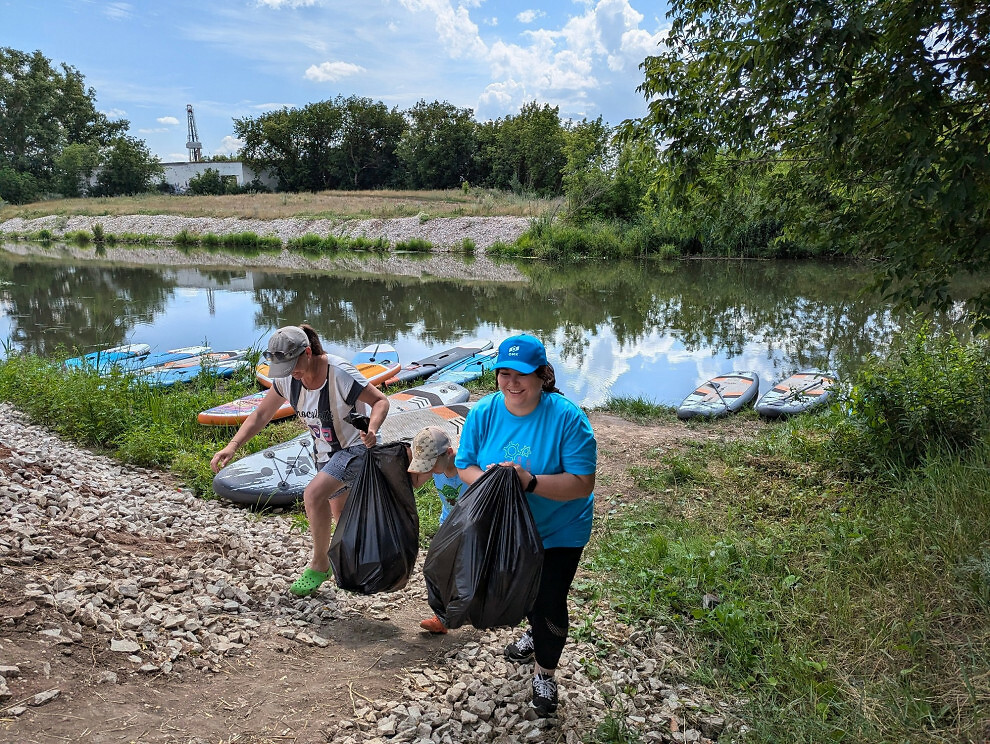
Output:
top-left (584, 405), bottom-right (990, 743)
top-left (597, 395), bottom-right (678, 424)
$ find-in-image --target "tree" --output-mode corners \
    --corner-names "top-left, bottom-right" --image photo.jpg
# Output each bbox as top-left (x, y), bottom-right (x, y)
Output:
top-left (625, 0), bottom-right (990, 322)
top-left (235, 96), bottom-right (405, 191)
top-left (55, 142), bottom-right (100, 197)
top-left (0, 47), bottom-right (127, 201)
top-left (562, 118), bottom-right (649, 222)
top-left (492, 102), bottom-right (567, 195)
top-left (93, 136), bottom-right (162, 196)
top-left (397, 100), bottom-right (477, 189)
top-left (338, 96), bottom-right (406, 189)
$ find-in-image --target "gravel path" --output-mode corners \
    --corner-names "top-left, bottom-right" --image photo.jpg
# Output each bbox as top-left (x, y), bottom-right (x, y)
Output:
top-left (0, 403), bottom-right (741, 743)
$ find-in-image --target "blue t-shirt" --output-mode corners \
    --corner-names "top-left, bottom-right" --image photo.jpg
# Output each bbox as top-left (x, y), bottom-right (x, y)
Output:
top-left (433, 471), bottom-right (468, 525)
top-left (455, 391), bottom-right (597, 548)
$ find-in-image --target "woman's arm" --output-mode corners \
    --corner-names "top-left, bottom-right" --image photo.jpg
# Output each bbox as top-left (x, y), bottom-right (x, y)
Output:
top-left (356, 382), bottom-right (389, 447)
top-left (210, 386), bottom-right (288, 472)
top-left (501, 464), bottom-right (595, 502)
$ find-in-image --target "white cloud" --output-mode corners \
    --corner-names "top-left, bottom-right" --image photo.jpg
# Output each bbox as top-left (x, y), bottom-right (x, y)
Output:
top-left (103, 2), bottom-right (133, 21)
top-left (256, 0), bottom-right (318, 8)
top-left (516, 9), bottom-right (545, 24)
top-left (137, 127), bottom-right (172, 134)
top-left (304, 61), bottom-right (365, 82)
top-left (400, 0), bottom-right (664, 119)
top-left (216, 136), bottom-right (244, 155)
top-left (103, 108), bottom-right (128, 118)
top-left (252, 102), bottom-right (296, 110)
top-left (157, 116), bottom-right (180, 126)
top-left (399, 0), bottom-right (487, 58)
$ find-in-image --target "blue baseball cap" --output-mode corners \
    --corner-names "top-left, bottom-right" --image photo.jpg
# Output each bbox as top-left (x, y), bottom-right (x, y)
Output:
top-left (493, 334), bottom-right (548, 374)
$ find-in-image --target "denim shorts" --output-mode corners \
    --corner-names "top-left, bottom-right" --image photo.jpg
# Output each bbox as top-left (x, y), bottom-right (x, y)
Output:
top-left (318, 443), bottom-right (366, 484)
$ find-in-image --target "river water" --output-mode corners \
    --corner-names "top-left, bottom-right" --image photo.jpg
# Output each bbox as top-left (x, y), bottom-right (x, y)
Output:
top-left (0, 246), bottom-right (962, 407)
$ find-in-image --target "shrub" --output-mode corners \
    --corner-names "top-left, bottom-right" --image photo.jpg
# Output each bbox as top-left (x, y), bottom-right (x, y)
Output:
top-left (395, 238), bottom-right (433, 252)
top-left (838, 326), bottom-right (990, 471)
top-left (174, 229), bottom-right (199, 246)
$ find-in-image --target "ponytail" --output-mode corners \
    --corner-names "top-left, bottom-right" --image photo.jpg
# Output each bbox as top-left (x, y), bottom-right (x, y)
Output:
top-left (299, 324), bottom-right (326, 355)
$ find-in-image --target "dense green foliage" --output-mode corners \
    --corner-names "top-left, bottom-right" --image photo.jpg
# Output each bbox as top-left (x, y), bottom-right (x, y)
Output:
top-left (625, 0), bottom-right (990, 321)
top-left (234, 96), bottom-right (407, 192)
top-left (0, 48), bottom-right (161, 202)
top-left (834, 327), bottom-right (990, 472)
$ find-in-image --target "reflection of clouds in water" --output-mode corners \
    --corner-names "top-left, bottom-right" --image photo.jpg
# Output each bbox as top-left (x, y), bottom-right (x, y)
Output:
top-left (553, 327), bottom-right (806, 408)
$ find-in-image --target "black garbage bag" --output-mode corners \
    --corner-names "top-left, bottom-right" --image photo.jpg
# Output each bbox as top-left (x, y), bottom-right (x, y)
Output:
top-left (329, 441), bottom-right (419, 594)
top-left (423, 465), bottom-right (544, 630)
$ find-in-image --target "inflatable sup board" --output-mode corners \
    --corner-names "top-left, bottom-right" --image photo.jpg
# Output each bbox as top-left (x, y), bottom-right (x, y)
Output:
top-left (384, 339), bottom-right (493, 386)
top-left (64, 343), bottom-right (151, 371)
top-left (137, 350), bottom-right (250, 388)
top-left (427, 348), bottom-right (498, 385)
top-left (677, 371), bottom-right (760, 420)
top-left (256, 343), bottom-right (400, 389)
top-left (755, 370), bottom-right (837, 419)
top-left (198, 375), bottom-right (467, 426)
top-left (212, 402), bottom-right (473, 507)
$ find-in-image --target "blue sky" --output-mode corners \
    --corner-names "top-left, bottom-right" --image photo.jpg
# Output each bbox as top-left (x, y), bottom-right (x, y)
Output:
top-left (3, 0), bottom-right (670, 163)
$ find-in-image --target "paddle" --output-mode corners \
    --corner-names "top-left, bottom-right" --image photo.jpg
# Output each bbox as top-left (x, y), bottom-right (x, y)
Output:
top-left (776, 376), bottom-right (829, 403)
top-left (703, 380), bottom-right (731, 411)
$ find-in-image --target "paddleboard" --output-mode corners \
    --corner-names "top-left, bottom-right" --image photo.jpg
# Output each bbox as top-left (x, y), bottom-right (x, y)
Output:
top-left (384, 339), bottom-right (493, 385)
top-left (427, 347), bottom-right (498, 385)
top-left (755, 370), bottom-right (837, 419)
top-left (256, 344), bottom-right (400, 389)
top-left (676, 371), bottom-right (760, 420)
top-left (212, 402), bottom-right (473, 507)
top-left (64, 343), bottom-right (151, 371)
top-left (198, 375), bottom-right (467, 426)
top-left (353, 343), bottom-right (400, 386)
top-left (137, 351), bottom-right (250, 388)
top-left (113, 345), bottom-right (212, 374)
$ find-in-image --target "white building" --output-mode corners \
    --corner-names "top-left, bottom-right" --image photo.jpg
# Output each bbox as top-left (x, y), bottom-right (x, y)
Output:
top-left (159, 161), bottom-right (277, 193)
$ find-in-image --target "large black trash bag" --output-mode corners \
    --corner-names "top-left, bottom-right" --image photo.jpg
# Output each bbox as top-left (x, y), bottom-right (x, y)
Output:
top-left (328, 441), bottom-right (419, 594)
top-left (423, 465), bottom-right (544, 630)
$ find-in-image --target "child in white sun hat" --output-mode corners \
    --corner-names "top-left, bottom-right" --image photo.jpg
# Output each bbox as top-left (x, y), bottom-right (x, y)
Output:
top-left (407, 425), bottom-right (467, 634)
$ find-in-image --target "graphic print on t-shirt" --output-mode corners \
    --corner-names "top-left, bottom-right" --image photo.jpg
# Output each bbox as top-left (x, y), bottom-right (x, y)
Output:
top-left (503, 440), bottom-right (532, 464)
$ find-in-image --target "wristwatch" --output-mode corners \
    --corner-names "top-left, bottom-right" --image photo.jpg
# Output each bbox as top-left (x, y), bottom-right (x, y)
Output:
top-left (525, 475), bottom-right (538, 493)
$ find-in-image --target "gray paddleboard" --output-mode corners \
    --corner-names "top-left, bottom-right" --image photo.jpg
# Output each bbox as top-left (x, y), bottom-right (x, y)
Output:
top-left (212, 402), bottom-right (473, 507)
top-left (755, 370), bottom-right (837, 419)
top-left (677, 371), bottom-right (759, 419)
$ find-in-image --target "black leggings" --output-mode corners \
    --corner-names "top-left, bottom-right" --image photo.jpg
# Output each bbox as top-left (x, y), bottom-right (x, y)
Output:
top-left (529, 546), bottom-right (584, 671)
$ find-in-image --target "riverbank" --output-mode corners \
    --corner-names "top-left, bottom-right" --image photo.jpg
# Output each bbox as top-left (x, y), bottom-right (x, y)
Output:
top-left (0, 213), bottom-right (531, 251)
top-left (0, 214), bottom-right (535, 282)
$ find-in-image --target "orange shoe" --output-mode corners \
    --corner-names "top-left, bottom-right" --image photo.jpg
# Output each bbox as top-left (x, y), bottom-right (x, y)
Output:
top-left (420, 615), bottom-right (448, 634)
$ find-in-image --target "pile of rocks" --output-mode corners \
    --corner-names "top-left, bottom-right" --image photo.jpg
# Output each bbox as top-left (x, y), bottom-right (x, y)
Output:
top-left (0, 401), bottom-right (742, 741)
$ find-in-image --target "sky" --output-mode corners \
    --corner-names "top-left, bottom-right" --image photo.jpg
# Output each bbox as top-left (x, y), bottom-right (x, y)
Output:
top-left (2, 0), bottom-right (670, 163)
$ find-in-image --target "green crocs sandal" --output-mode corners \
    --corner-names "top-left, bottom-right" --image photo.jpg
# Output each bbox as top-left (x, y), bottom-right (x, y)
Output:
top-left (289, 567), bottom-right (331, 597)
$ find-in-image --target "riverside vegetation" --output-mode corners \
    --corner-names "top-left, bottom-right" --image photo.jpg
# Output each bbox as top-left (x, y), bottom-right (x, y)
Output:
top-left (1, 326), bottom-right (988, 742)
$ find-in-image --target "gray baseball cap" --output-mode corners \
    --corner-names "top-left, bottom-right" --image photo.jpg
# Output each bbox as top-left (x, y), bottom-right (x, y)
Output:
top-left (265, 326), bottom-right (309, 377)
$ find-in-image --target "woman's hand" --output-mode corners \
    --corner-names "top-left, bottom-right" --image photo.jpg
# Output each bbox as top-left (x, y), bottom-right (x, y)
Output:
top-left (210, 442), bottom-right (238, 473)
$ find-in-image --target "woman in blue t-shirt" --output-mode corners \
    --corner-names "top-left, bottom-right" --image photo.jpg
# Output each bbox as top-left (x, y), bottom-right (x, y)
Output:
top-left (455, 334), bottom-right (597, 718)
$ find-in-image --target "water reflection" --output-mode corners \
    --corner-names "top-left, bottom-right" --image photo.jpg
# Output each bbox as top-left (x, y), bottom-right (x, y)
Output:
top-left (0, 246), bottom-right (967, 406)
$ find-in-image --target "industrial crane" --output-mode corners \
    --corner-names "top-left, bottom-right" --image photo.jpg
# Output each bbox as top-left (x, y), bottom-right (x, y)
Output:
top-left (186, 104), bottom-right (202, 162)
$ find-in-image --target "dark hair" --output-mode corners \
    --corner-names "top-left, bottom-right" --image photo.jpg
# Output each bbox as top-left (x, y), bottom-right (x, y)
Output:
top-left (497, 363), bottom-right (560, 394)
top-left (299, 323), bottom-right (326, 355)
top-left (537, 363), bottom-right (561, 394)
